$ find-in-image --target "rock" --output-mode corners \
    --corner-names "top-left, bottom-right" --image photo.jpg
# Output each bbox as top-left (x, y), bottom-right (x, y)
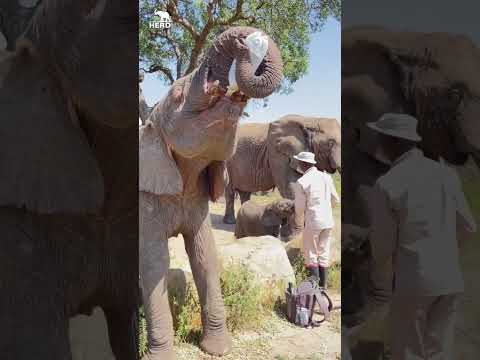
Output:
top-left (69, 307), bottom-right (114, 360)
top-left (168, 234), bottom-right (192, 272)
top-left (168, 234), bottom-right (295, 299)
top-left (168, 267), bottom-right (194, 300)
top-left (220, 236), bottom-right (296, 287)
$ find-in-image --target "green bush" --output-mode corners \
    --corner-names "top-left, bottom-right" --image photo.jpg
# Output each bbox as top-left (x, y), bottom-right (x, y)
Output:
top-left (170, 283), bottom-right (202, 344)
top-left (327, 262), bottom-right (341, 291)
top-left (221, 263), bottom-right (265, 333)
top-left (291, 252), bottom-right (341, 292)
top-left (291, 252), bottom-right (309, 284)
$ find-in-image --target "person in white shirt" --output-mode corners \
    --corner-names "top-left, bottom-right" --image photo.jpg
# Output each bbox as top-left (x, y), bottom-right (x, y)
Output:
top-left (365, 113), bottom-right (477, 359)
top-left (292, 151), bottom-right (340, 288)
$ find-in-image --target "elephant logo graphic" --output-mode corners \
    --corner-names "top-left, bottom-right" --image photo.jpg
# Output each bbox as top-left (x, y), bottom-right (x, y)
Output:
top-left (149, 9), bottom-right (171, 29)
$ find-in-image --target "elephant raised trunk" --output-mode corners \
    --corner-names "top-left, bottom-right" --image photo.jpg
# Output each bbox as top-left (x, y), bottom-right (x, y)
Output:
top-left (186, 26), bottom-right (283, 112)
top-left (235, 34), bottom-right (283, 99)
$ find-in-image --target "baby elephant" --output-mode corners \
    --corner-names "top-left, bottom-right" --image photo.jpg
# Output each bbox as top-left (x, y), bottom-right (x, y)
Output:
top-left (234, 198), bottom-right (295, 238)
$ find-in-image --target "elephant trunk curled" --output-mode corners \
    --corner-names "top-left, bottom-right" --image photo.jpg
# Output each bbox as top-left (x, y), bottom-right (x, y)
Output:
top-left (188, 26), bottom-right (283, 111)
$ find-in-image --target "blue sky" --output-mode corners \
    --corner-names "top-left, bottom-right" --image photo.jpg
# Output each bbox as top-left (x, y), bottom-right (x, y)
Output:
top-left (141, 17), bottom-right (341, 123)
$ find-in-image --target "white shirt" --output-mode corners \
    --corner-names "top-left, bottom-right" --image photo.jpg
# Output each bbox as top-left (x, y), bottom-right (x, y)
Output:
top-left (370, 148), bottom-right (476, 296)
top-left (293, 167), bottom-right (340, 230)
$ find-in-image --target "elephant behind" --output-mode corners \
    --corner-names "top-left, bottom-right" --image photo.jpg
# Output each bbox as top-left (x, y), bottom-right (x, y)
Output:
top-left (234, 198), bottom-right (294, 239)
top-left (223, 115), bottom-right (341, 234)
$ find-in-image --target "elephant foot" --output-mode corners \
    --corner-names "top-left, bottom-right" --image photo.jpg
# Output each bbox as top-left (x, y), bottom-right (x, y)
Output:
top-left (141, 349), bottom-right (175, 360)
top-left (200, 331), bottom-right (233, 356)
top-left (223, 215), bottom-right (236, 224)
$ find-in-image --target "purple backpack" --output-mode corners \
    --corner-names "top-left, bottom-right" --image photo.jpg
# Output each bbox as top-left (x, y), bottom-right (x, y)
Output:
top-left (285, 279), bottom-right (333, 327)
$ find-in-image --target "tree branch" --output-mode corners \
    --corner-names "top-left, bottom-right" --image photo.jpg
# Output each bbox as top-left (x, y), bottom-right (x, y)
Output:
top-left (184, 0), bottom-right (218, 75)
top-left (217, 0), bottom-right (249, 25)
top-left (158, 32), bottom-right (183, 79)
top-left (140, 64), bottom-right (174, 84)
top-left (166, 0), bottom-right (200, 39)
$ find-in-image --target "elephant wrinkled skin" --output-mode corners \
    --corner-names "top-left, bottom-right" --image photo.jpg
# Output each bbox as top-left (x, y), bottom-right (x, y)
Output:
top-left (223, 115), bottom-right (341, 237)
top-left (0, 1), bottom-right (138, 359)
top-left (139, 26), bottom-right (283, 360)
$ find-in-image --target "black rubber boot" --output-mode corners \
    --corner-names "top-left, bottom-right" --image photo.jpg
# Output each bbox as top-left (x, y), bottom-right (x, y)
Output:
top-left (319, 267), bottom-right (328, 289)
top-left (306, 266), bottom-right (320, 282)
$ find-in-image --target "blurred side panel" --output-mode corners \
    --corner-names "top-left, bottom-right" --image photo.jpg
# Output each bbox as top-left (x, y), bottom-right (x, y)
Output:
top-left (0, 1), bottom-right (139, 359)
top-left (342, 1), bottom-right (480, 359)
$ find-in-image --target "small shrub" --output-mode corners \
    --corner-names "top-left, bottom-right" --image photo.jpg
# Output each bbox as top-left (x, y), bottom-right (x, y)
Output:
top-left (170, 283), bottom-right (202, 344)
top-left (291, 252), bottom-right (341, 292)
top-left (327, 262), bottom-right (341, 292)
top-left (291, 252), bottom-right (309, 284)
top-left (221, 263), bottom-right (264, 332)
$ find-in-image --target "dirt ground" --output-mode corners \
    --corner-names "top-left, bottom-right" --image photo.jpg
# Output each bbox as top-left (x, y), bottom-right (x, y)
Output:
top-left (174, 193), bottom-right (342, 360)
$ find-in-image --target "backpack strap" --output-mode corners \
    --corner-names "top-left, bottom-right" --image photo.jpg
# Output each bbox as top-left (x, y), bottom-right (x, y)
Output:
top-left (314, 289), bottom-right (333, 323)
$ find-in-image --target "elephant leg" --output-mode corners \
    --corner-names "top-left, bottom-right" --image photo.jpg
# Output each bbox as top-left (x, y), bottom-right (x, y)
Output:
top-left (104, 306), bottom-right (139, 360)
top-left (223, 181), bottom-right (236, 224)
top-left (139, 236), bottom-right (174, 360)
top-left (238, 191), bottom-right (251, 204)
top-left (184, 218), bottom-right (232, 356)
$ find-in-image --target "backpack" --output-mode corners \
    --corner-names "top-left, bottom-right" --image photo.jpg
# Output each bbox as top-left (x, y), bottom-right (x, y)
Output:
top-left (285, 279), bottom-right (333, 327)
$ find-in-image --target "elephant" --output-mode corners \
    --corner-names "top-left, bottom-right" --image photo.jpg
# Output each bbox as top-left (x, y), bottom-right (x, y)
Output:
top-left (0, 1), bottom-right (138, 359)
top-left (341, 26), bottom-right (480, 354)
top-left (139, 26), bottom-right (283, 360)
top-left (234, 198), bottom-right (295, 239)
top-left (223, 115), bottom-right (341, 238)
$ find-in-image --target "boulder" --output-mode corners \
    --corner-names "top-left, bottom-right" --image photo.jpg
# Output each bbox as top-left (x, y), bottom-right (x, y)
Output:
top-left (168, 234), bottom-right (295, 299)
top-left (168, 267), bottom-right (194, 300)
top-left (220, 236), bottom-right (296, 287)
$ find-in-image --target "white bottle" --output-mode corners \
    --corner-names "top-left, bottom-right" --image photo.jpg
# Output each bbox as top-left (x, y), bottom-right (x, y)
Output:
top-left (227, 31), bottom-right (269, 95)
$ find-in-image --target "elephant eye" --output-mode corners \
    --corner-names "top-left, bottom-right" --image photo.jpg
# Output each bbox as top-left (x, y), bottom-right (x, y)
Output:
top-left (328, 139), bottom-right (335, 148)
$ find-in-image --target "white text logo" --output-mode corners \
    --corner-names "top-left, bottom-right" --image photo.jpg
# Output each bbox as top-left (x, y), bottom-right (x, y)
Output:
top-left (149, 10), bottom-right (171, 29)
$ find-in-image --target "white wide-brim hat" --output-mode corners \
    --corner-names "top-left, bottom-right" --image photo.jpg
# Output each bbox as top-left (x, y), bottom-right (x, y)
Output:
top-left (293, 151), bottom-right (317, 164)
top-left (367, 113), bottom-right (422, 142)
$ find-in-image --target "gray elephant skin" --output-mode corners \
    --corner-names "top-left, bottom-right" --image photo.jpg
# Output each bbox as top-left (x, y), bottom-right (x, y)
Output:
top-left (0, 1), bottom-right (138, 359)
top-left (234, 198), bottom-right (294, 239)
top-left (223, 115), bottom-right (341, 234)
top-left (342, 26), bottom-right (480, 328)
top-left (139, 26), bottom-right (283, 360)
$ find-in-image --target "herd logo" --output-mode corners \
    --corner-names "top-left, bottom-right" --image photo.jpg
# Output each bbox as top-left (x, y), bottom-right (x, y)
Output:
top-left (149, 10), bottom-right (171, 29)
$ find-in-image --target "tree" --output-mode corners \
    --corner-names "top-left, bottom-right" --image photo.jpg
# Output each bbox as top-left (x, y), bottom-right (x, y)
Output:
top-left (139, 0), bottom-right (340, 94)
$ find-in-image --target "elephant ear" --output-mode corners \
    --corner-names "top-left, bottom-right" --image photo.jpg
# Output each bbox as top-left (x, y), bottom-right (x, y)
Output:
top-left (207, 161), bottom-right (227, 202)
top-left (261, 209), bottom-right (282, 227)
top-left (0, 45), bottom-right (104, 213)
top-left (139, 121), bottom-right (183, 196)
top-left (268, 115), bottom-right (311, 159)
